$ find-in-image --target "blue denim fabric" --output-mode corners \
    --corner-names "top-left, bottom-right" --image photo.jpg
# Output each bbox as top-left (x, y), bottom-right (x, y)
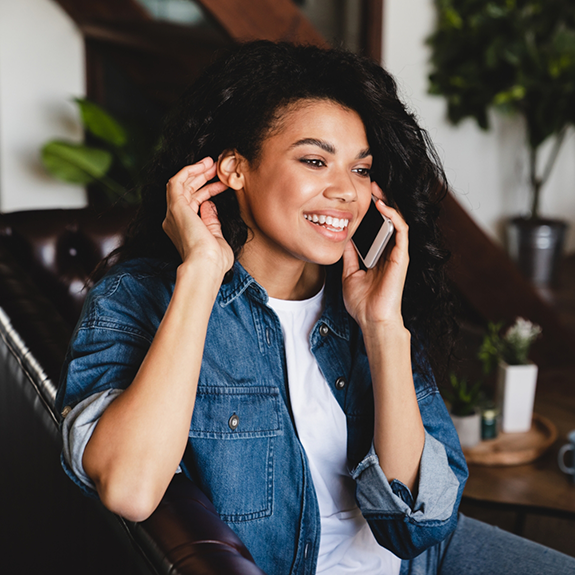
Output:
top-left (400, 513), bottom-right (575, 575)
top-left (56, 258), bottom-right (468, 575)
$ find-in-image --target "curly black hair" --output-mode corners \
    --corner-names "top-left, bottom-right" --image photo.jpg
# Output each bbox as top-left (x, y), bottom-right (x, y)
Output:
top-left (102, 40), bottom-right (456, 381)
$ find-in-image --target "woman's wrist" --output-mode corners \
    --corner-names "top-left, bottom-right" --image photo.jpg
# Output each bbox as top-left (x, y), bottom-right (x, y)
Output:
top-left (177, 256), bottom-right (228, 294)
top-left (362, 321), bottom-right (411, 366)
top-left (360, 316), bottom-right (409, 343)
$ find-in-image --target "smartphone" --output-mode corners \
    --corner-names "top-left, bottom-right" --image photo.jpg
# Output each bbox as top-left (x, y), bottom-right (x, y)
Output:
top-left (352, 197), bottom-right (394, 268)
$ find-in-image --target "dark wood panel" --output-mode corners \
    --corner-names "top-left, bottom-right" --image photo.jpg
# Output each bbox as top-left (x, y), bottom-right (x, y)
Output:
top-left (80, 19), bottom-right (229, 57)
top-left (83, 20), bottom-right (231, 107)
top-left (52, 0), bottom-right (150, 24)
top-left (196, 0), bottom-right (325, 44)
top-left (361, 0), bottom-right (383, 61)
top-left (440, 191), bottom-right (575, 367)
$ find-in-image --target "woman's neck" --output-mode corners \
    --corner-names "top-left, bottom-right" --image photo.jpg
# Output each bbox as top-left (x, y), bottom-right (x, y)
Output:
top-left (239, 247), bottom-right (325, 301)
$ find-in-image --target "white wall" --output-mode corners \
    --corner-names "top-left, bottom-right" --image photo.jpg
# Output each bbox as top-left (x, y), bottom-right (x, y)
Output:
top-left (0, 0), bottom-right (87, 212)
top-left (383, 0), bottom-right (575, 253)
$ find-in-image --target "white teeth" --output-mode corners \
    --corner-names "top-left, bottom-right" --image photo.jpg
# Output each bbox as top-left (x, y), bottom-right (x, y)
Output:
top-left (305, 214), bottom-right (349, 230)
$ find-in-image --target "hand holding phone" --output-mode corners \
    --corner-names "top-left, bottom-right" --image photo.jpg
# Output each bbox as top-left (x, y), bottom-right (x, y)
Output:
top-left (352, 197), bottom-right (394, 268)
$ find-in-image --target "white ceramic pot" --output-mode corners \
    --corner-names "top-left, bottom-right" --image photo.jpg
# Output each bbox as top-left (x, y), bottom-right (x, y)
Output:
top-left (450, 412), bottom-right (481, 448)
top-left (497, 361), bottom-right (538, 433)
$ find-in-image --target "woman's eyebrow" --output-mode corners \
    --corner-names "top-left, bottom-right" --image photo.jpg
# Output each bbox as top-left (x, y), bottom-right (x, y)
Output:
top-left (357, 148), bottom-right (372, 159)
top-left (290, 138), bottom-right (372, 159)
top-left (291, 138), bottom-right (335, 154)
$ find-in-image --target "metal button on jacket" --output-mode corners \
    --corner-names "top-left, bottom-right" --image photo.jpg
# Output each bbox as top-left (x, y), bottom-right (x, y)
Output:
top-left (335, 377), bottom-right (347, 390)
top-left (228, 413), bottom-right (239, 430)
top-left (319, 324), bottom-right (329, 337)
top-left (61, 405), bottom-right (72, 419)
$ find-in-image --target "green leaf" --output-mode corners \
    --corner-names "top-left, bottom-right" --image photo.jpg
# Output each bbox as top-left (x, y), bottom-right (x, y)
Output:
top-left (75, 98), bottom-right (127, 147)
top-left (494, 84), bottom-right (526, 105)
top-left (444, 8), bottom-right (463, 29)
top-left (444, 372), bottom-right (482, 416)
top-left (553, 27), bottom-right (575, 57)
top-left (486, 3), bottom-right (508, 19)
top-left (41, 140), bottom-right (112, 184)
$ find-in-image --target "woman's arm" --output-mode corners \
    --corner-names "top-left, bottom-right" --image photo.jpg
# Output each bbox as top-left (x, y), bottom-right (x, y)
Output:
top-left (361, 320), bottom-right (424, 494)
top-left (342, 183), bottom-right (424, 493)
top-left (83, 158), bottom-right (233, 522)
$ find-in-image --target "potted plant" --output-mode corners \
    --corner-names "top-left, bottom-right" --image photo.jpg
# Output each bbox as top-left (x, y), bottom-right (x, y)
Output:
top-left (41, 98), bottom-right (150, 206)
top-left (427, 0), bottom-right (575, 285)
top-left (443, 373), bottom-right (482, 447)
top-left (479, 317), bottom-right (541, 432)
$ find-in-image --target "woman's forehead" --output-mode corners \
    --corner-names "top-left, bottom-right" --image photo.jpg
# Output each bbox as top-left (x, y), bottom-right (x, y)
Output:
top-left (265, 99), bottom-right (368, 148)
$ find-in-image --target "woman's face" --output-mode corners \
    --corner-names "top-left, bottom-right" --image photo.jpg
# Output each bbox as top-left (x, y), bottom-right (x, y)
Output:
top-left (235, 99), bottom-right (373, 269)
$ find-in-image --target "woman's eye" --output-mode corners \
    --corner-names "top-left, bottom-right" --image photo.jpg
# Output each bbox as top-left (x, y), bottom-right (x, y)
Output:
top-left (353, 167), bottom-right (372, 178)
top-left (301, 158), bottom-right (326, 168)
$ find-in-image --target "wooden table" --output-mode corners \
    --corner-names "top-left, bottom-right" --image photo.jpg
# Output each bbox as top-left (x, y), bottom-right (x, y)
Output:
top-left (462, 365), bottom-right (575, 548)
top-left (455, 255), bottom-right (575, 556)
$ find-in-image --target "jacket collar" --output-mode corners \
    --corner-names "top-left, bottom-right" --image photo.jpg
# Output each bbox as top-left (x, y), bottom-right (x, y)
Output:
top-left (218, 261), bottom-right (351, 341)
top-left (218, 261), bottom-right (267, 306)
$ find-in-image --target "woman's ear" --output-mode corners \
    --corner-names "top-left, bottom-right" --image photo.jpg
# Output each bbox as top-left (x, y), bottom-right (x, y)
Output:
top-left (217, 150), bottom-right (246, 191)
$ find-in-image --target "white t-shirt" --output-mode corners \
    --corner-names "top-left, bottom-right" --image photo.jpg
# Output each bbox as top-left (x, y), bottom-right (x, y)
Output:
top-left (268, 288), bottom-right (401, 575)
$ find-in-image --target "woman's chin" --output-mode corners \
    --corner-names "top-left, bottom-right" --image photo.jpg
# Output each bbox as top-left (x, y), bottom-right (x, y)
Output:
top-left (302, 249), bottom-right (345, 267)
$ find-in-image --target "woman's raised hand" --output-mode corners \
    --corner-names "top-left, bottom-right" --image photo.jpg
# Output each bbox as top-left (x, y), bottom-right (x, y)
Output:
top-left (341, 181), bottom-right (410, 334)
top-left (162, 157), bottom-right (234, 279)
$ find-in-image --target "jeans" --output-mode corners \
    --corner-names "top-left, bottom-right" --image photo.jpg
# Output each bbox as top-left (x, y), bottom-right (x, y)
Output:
top-left (401, 513), bottom-right (575, 575)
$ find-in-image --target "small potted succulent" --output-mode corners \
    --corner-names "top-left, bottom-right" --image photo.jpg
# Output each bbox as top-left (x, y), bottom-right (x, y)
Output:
top-left (479, 317), bottom-right (542, 433)
top-left (443, 373), bottom-right (482, 448)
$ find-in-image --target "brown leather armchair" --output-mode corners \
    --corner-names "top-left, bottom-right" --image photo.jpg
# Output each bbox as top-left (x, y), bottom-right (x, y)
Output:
top-left (0, 208), bottom-right (266, 575)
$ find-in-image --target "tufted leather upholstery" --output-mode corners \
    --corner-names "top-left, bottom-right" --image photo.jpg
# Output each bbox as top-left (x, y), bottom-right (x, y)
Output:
top-left (0, 208), bottom-right (266, 575)
top-left (0, 208), bottom-right (134, 327)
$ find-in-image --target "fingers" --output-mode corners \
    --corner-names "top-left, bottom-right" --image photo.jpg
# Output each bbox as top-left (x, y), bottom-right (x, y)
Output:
top-left (342, 240), bottom-right (361, 280)
top-left (370, 181), bottom-right (407, 251)
top-left (375, 199), bottom-right (409, 256)
top-left (200, 201), bottom-right (224, 239)
top-left (371, 180), bottom-right (385, 202)
top-left (166, 157), bottom-right (228, 211)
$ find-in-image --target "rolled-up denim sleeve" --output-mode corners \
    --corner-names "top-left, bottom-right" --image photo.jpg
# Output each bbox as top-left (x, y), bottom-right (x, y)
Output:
top-left (56, 264), bottom-right (172, 497)
top-left (351, 386), bottom-right (468, 559)
top-left (61, 388), bottom-right (123, 496)
top-left (352, 430), bottom-right (459, 519)
top-left (61, 387), bottom-right (182, 498)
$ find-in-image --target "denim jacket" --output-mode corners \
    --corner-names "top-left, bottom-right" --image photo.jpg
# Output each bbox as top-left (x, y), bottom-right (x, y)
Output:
top-left (56, 258), bottom-right (467, 575)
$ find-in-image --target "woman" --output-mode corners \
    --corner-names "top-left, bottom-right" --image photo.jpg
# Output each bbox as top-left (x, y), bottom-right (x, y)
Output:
top-left (56, 42), bottom-right (575, 574)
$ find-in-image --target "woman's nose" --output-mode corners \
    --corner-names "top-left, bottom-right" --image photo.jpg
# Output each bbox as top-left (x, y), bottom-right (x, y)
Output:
top-left (323, 173), bottom-right (359, 203)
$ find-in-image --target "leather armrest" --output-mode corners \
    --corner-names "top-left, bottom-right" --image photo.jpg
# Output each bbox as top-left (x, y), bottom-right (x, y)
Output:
top-left (0, 243), bottom-right (267, 575)
top-left (0, 243), bottom-right (72, 412)
top-left (132, 474), bottom-right (268, 575)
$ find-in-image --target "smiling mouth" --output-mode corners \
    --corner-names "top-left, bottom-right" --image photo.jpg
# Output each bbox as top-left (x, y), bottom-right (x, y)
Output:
top-left (304, 213), bottom-right (350, 232)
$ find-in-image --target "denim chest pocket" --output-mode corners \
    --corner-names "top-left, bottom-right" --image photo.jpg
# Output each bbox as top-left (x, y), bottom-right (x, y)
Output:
top-left (188, 385), bottom-right (282, 522)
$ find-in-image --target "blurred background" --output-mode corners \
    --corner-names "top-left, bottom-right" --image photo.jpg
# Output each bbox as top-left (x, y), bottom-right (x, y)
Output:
top-left (0, 0), bottom-right (573, 253)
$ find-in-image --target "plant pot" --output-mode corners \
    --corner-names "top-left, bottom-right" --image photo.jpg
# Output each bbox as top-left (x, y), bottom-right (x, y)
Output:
top-left (507, 217), bottom-right (568, 287)
top-left (497, 361), bottom-right (538, 433)
top-left (450, 412), bottom-right (481, 448)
